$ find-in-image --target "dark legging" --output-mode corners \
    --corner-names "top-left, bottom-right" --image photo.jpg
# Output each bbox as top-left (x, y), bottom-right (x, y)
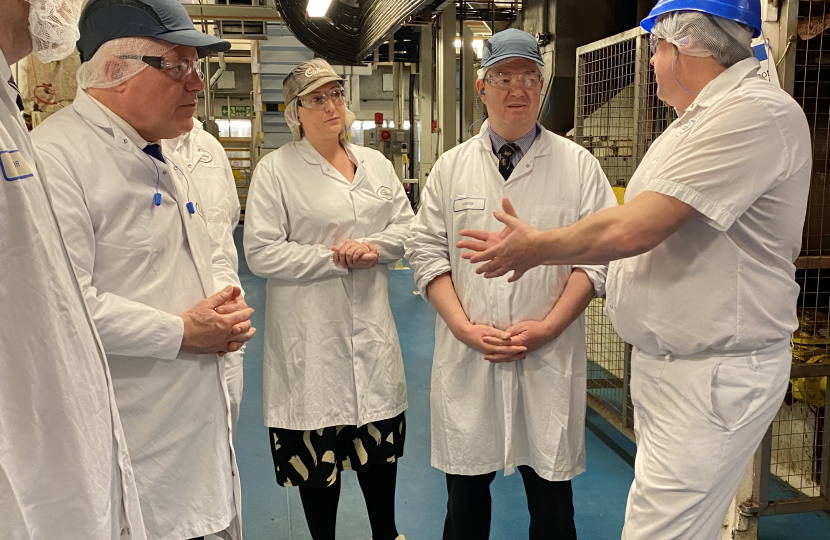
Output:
top-left (443, 465), bottom-right (577, 540)
top-left (299, 461), bottom-right (400, 540)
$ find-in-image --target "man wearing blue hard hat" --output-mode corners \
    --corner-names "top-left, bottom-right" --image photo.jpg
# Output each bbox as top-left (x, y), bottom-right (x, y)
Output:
top-left (31, 1), bottom-right (254, 539)
top-left (458, 1), bottom-right (812, 538)
top-left (407, 27), bottom-right (617, 539)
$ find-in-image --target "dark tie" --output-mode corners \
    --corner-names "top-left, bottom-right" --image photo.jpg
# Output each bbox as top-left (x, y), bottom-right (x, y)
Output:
top-left (143, 143), bottom-right (165, 162)
top-left (7, 77), bottom-right (23, 112)
top-left (497, 143), bottom-right (519, 180)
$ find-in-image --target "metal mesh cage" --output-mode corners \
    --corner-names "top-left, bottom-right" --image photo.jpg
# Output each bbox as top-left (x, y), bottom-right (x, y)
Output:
top-left (761, 0), bottom-right (830, 514)
top-left (575, 29), bottom-right (675, 439)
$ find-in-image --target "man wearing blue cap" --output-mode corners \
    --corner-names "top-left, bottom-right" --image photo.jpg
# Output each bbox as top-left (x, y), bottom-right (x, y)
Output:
top-left (31, 1), bottom-right (255, 539)
top-left (406, 28), bottom-right (617, 540)
top-left (460, 2), bottom-right (812, 538)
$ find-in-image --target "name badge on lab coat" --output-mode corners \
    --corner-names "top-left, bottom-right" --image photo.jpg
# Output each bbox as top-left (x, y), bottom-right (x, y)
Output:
top-left (453, 197), bottom-right (485, 212)
top-left (0, 150), bottom-right (33, 182)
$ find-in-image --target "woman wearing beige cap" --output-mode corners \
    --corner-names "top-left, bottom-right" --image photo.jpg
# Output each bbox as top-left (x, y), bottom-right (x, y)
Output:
top-left (243, 58), bottom-right (413, 540)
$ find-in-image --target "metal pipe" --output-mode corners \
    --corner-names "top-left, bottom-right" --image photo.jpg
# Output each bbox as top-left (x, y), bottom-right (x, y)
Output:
top-left (210, 52), bottom-right (227, 89)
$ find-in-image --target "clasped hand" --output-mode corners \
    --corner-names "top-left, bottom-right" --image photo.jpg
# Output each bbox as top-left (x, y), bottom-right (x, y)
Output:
top-left (181, 285), bottom-right (256, 356)
top-left (332, 239), bottom-right (379, 269)
top-left (456, 319), bottom-right (555, 363)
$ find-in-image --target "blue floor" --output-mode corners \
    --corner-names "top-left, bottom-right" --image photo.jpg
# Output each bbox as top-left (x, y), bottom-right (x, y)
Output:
top-left (232, 228), bottom-right (830, 540)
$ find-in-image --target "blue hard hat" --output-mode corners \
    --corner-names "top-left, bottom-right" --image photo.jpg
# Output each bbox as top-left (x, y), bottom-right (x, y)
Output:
top-left (641, 0), bottom-right (762, 38)
top-left (482, 28), bottom-right (544, 69)
top-left (77, 0), bottom-right (231, 62)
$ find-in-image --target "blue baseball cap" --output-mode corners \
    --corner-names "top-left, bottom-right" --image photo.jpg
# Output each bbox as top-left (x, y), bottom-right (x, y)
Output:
top-left (77, 0), bottom-right (231, 62)
top-left (481, 28), bottom-right (544, 69)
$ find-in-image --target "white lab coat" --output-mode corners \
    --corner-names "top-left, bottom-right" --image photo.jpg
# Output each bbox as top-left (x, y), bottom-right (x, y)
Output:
top-left (244, 138), bottom-right (413, 430)
top-left (0, 53), bottom-right (146, 540)
top-left (31, 89), bottom-right (242, 540)
top-left (405, 122), bottom-right (617, 481)
top-left (164, 122), bottom-right (244, 439)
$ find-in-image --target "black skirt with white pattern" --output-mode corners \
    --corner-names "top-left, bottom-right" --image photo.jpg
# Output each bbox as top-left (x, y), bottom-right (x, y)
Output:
top-left (268, 411), bottom-right (406, 489)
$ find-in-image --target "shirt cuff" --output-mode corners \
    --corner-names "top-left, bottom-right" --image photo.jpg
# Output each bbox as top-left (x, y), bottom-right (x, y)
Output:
top-left (646, 179), bottom-right (736, 232)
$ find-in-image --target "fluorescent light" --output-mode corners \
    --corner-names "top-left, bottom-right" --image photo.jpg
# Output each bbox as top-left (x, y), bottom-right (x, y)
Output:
top-left (454, 38), bottom-right (461, 49)
top-left (307, 0), bottom-right (332, 17)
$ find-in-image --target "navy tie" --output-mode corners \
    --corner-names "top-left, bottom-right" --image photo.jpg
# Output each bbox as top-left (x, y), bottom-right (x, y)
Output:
top-left (143, 143), bottom-right (165, 162)
top-left (8, 77), bottom-right (23, 112)
top-left (497, 143), bottom-right (519, 180)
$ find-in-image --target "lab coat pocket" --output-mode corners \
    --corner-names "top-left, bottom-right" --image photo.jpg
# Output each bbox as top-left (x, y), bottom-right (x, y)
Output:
top-left (709, 358), bottom-right (760, 431)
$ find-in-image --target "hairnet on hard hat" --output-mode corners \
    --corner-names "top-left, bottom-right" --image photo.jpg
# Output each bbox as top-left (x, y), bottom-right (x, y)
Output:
top-left (641, 0), bottom-right (762, 38)
top-left (76, 37), bottom-right (176, 90)
top-left (284, 95), bottom-right (356, 142)
top-left (28, 0), bottom-right (84, 63)
top-left (651, 11), bottom-right (754, 68)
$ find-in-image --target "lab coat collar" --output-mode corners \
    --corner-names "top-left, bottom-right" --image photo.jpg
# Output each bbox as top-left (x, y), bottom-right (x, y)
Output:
top-left (687, 58), bottom-right (762, 111)
top-left (73, 89), bottom-right (155, 156)
top-left (0, 50), bottom-right (17, 108)
top-left (295, 137), bottom-right (365, 185)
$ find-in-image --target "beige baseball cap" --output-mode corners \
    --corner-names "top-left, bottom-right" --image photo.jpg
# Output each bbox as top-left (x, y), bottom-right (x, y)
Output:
top-left (283, 58), bottom-right (345, 104)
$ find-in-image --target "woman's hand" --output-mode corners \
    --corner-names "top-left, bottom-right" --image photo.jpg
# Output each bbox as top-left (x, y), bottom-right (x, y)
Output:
top-left (332, 240), bottom-right (379, 269)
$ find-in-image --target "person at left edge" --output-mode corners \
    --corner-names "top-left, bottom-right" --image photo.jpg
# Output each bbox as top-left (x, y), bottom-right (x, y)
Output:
top-left (0, 0), bottom-right (146, 537)
top-left (31, 0), bottom-right (254, 539)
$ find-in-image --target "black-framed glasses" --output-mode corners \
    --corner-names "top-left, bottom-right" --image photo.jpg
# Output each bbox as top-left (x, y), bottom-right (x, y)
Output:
top-left (484, 71), bottom-right (542, 90)
top-left (298, 88), bottom-right (346, 109)
top-left (119, 55), bottom-right (203, 81)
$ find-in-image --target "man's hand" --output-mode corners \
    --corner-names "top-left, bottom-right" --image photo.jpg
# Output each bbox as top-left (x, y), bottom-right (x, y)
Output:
top-left (455, 323), bottom-right (528, 363)
top-left (487, 320), bottom-right (557, 356)
top-left (332, 240), bottom-right (379, 269)
top-left (180, 286), bottom-right (256, 355)
top-left (457, 197), bottom-right (544, 282)
top-left (456, 198), bottom-right (518, 255)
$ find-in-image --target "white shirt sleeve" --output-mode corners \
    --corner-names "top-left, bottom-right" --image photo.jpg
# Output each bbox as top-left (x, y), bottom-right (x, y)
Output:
top-left (207, 147), bottom-right (243, 294)
top-left (243, 159), bottom-right (349, 282)
top-left (405, 162), bottom-right (452, 300)
top-left (643, 96), bottom-right (790, 232)
top-left (358, 159), bottom-right (415, 263)
top-left (573, 158), bottom-right (619, 296)
top-left (38, 148), bottom-right (184, 360)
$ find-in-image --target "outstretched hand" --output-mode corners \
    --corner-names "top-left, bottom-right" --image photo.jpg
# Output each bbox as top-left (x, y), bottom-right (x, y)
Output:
top-left (457, 198), bottom-right (543, 282)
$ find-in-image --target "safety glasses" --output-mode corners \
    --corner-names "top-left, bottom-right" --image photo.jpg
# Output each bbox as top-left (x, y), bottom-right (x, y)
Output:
top-left (484, 71), bottom-right (542, 90)
top-left (298, 88), bottom-right (346, 109)
top-left (119, 55), bottom-right (204, 82)
top-left (649, 34), bottom-right (663, 56)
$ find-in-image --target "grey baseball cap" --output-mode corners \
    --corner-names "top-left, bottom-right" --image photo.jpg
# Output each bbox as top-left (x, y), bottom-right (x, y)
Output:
top-left (77, 0), bottom-right (231, 62)
top-left (482, 28), bottom-right (544, 68)
top-left (283, 59), bottom-right (345, 104)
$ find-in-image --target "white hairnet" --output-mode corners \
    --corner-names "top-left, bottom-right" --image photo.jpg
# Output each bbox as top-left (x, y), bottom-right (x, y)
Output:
top-left (28, 0), bottom-right (84, 63)
top-left (284, 97), bottom-right (356, 142)
top-left (652, 11), bottom-right (753, 68)
top-left (77, 37), bottom-right (176, 90)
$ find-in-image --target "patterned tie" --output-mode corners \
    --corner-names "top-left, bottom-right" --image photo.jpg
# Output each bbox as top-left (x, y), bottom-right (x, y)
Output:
top-left (143, 143), bottom-right (165, 162)
top-left (7, 77), bottom-right (23, 112)
top-left (497, 143), bottom-right (519, 180)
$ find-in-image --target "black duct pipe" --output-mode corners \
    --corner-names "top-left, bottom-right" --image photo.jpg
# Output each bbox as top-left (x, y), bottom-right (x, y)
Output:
top-left (275, 0), bottom-right (431, 65)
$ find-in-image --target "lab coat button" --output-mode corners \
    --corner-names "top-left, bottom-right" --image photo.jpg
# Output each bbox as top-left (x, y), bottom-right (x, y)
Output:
top-left (122, 139), bottom-right (128, 144)
top-left (120, 529), bottom-right (126, 536)
top-left (187, 164), bottom-right (192, 169)
top-left (162, 171), bottom-right (167, 175)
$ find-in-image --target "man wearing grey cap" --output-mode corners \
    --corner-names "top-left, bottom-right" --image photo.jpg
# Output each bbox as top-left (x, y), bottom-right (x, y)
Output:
top-left (31, 0), bottom-right (255, 539)
top-left (405, 28), bottom-right (617, 539)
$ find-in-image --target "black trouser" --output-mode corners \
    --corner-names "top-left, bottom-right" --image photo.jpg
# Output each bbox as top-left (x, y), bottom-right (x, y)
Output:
top-left (298, 461), bottom-right (400, 540)
top-left (443, 465), bottom-right (577, 540)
